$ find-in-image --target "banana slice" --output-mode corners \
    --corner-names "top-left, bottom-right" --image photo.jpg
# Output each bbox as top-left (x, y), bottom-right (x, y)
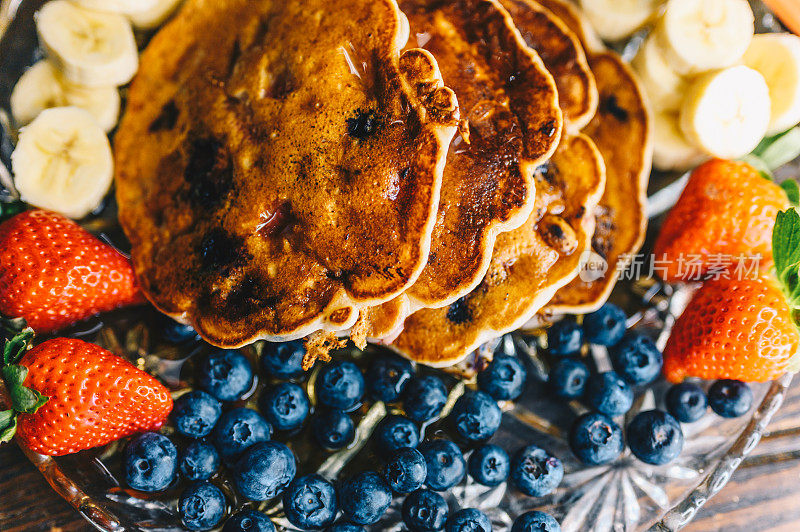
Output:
top-left (632, 35), bottom-right (688, 112)
top-left (579, 0), bottom-right (663, 41)
top-left (656, 0), bottom-right (754, 75)
top-left (36, 1), bottom-right (138, 88)
top-left (652, 110), bottom-right (708, 171)
top-left (72, 0), bottom-right (160, 16)
top-left (10, 60), bottom-right (120, 132)
top-left (128, 0), bottom-right (184, 30)
top-left (11, 107), bottom-right (113, 219)
top-left (743, 33), bottom-right (800, 136)
top-left (679, 66), bottom-right (770, 159)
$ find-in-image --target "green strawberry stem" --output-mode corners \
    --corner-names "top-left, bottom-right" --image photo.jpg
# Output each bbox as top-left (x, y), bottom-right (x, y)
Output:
top-left (0, 328), bottom-right (48, 444)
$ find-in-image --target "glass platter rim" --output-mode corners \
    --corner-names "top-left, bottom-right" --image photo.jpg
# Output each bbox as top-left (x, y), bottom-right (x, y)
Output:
top-left (0, 0), bottom-right (795, 530)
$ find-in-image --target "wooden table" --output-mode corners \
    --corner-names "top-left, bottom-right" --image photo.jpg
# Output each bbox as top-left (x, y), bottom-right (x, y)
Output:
top-left (4, 382), bottom-right (800, 532)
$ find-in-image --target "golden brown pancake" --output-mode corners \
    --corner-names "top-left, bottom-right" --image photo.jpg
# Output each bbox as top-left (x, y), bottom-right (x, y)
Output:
top-left (359, 0), bottom-right (562, 339)
top-left (547, 53), bottom-right (651, 314)
top-left (115, 0), bottom-right (460, 347)
top-left (535, 0), bottom-right (606, 54)
top-left (499, 0), bottom-right (598, 130)
top-left (391, 134), bottom-right (605, 366)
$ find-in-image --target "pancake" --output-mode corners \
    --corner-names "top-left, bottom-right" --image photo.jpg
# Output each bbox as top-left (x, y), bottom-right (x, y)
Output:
top-left (391, 133), bottom-right (605, 366)
top-left (535, 0), bottom-right (606, 54)
top-left (114, 0), bottom-right (460, 347)
top-left (362, 0), bottom-right (563, 338)
top-left (547, 52), bottom-right (651, 314)
top-left (499, 0), bottom-right (598, 130)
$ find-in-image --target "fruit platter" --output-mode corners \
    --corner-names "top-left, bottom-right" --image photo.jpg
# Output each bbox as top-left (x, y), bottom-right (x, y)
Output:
top-left (2, 0), bottom-right (800, 531)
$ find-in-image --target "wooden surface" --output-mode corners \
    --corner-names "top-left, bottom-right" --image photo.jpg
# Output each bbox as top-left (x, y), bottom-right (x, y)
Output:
top-left (4, 383), bottom-right (800, 532)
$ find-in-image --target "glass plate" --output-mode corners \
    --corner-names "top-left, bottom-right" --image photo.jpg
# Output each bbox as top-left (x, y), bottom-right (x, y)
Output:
top-left (0, 1), bottom-right (795, 531)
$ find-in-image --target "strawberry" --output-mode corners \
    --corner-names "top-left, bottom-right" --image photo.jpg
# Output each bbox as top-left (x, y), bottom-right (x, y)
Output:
top-left (663, 209), bottom-right (800, 383)
top-left (653, 159), bottom-right (790, 282)
top-left (0, 210), bottom-right (144, 332)
top-left (1, 333), bottom-right (172, 456)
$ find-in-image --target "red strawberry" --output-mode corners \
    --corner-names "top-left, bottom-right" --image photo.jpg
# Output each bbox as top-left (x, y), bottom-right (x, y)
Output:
top-left (654, 159), bottom-right (790, 282)
top-left (1, 335), bottom-right (172, 456)
top-left (663, 209), bottom-right (800, 382)
top-left (0, 210), bottom-right (144, 332)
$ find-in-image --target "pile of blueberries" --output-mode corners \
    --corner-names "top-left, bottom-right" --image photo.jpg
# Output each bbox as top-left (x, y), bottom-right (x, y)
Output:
top-left (124, 305), bottom-right (755, 531)
top-left (548, 304), bottom-right (754, 466)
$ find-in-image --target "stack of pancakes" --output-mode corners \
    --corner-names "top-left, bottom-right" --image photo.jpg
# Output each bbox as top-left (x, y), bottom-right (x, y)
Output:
top-left (114, 0), bottom-right (652, 367)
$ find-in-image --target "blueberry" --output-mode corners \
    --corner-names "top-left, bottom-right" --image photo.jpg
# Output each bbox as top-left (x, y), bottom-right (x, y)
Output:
top-left (213, 408), bottom-right (273, 464)
top-left (403, 376), bottom-right (448, 423)
top-left (259, 382), bottom-right (310, 431)
top-left (199, 350), bottom-right (254, 402)
top-left (418, 439), bottom-right (466, 491)
top-left (223, 510), bottom-right (275, 532)
top-left (223, 510), bottom-right (276, 532)
top-left (402, 489), bottom-right (449, 531)
top-left (339, 471), bottom-right (393, 525)
top-left (468, 444), bottom-right (509, 487)
top-left (159, 315), bottom-right (198, 344)
top-left (547, 319), bottom-right (583, 356)
top-left (583, 303), bottom-right (627, 346)
top-left (666, 382), bottom-right (707, 423)
top-left (610, 333), bottom-right (663, 385)
top-left (180, 441), bottom-right (220, 481)
top-left (261, 340), bottom-right (306, 380)
top-left (511, 445), bottom-right (563, 497)
top-left (173, 390), bottom-right (222, 438)
top-left (374, 415), bottom-right (420, 457)
top-left (384, 447), bottom-right (427, 493)
top-left (312, 409), bottom-right (356, 450)
top-left (708, 379), bottom-right (753, 418)
top-left (283, 474), bottom-right (338, 530)
top-left (511, 511), bottom-right (560, 532)
top-left (325, 523), bottom-right (367, 532)
top-left (232, 441), bottom-right (296, 500)
top-left (366, 354), bottom-right (415, 403)
top-left (584, 371), bottom-right (633, 416)
top-left (316, 360), bottom-right (365, 411)
top-left (179, 481), bottom-right (227, 531)
top-left (548, 359), bottom-right (589, 399)
top-left (450, 390), bottom-right (502, 442)
top-left (477, 354), bottom-right (527, 401)
top-left (124, 432), bottom-right (178, 492)
top-left (627, 410), bottom-right (684, 465)
top-left (445, 508), bottom-right (492, 532)
top-left (569, 412), bottom-right (624, 465)
top-left (326, 524), bottom-right (366, 532)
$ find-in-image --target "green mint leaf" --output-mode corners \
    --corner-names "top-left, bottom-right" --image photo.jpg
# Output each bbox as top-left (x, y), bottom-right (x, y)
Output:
top-left (773, 209), bottom-right (800, 308)
top-left (0, 409), bottom-right (13, 430)
top-left (781, 180), bottom-right (800, 207)
top-left (3, 328), bottom-right (33, 365)
top-left (0, 414), bottom-right (16, 444)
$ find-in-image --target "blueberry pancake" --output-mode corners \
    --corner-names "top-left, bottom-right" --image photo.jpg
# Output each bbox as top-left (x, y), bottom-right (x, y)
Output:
top-left (363, 0), bottom-right (562, 338)
top-left (114, 0), bottom-right (459, 347)
top-left (392, 134), bottom-right (605, 366)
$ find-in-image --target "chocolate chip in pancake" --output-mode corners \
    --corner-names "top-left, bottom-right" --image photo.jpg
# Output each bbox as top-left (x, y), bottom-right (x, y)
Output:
top-left (115, 0), bottom-right (460, 347)
top-left (391, 134), bottom-right (605, 366)
top-left (499, 0), bottom-right (598, 130)
top-left (361, 0), bottom-right (562, 338)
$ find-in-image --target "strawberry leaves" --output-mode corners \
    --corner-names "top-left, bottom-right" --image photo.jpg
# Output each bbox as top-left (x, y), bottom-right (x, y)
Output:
top-left (773, 208), bottom-right (800, 310)
top-left (0, 329), bottom-right (48, 444)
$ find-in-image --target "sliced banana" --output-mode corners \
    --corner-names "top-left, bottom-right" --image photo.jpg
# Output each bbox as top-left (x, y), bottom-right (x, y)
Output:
top-left (743, 33), bottom-right (800, 136)
top-left (652, 110), bottom-right (708, 171)
top-left (10, 60), bottom-right (120, 132)
top-left (656, 0), bottom-right (754, 75)
top-left (632, 35), bottom-right (688, 112)
top-left (679, 66), bottom-right (770, 159)
top-left (579, 0), bottom-right (663, 41)
top-left (36, 0), bottom-right (138, 88)
top-left (128, 0), bottom-right (184, 30)
top-left (11, 107), bottom-right (113, 219)
top-left (72, 0), bottom-right (160, 16)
